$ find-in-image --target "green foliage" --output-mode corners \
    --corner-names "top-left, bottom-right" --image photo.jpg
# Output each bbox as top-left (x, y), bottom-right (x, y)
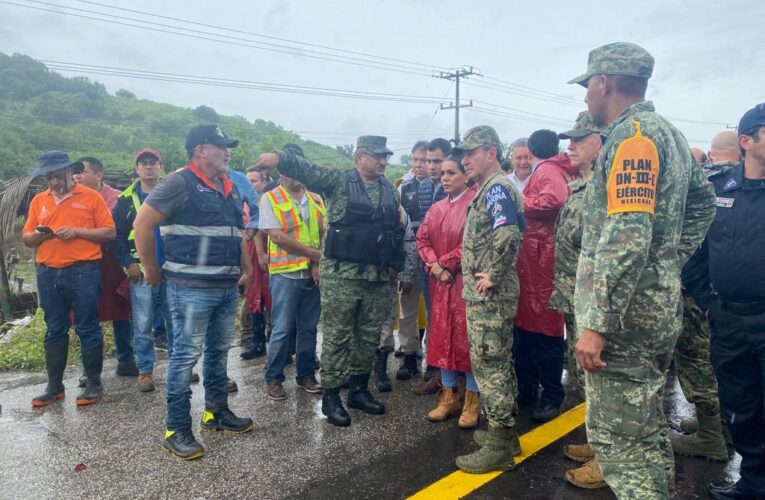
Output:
top-left (0, 308), bottom-right (116, 371)
top-left (0, 51), bottom-right (355, 178)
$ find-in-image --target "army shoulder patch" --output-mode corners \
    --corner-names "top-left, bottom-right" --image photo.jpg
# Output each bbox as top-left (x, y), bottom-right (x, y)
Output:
top-left (606, 120), bottom-right (660, 216)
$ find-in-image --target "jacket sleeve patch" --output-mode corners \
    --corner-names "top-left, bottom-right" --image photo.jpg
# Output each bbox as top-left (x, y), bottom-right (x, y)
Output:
top-left (607, 121), bottom-right (660, 216)
top-left (484, 184), bottom-right (519, 230)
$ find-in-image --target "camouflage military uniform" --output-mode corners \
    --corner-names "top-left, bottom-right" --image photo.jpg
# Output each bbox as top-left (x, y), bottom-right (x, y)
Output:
top-left (275, 144), bottom-right (406, 390)
top-left (548, 178), bottom-right (588, 393)
top-left (380, 209), bottom-right (416, 350)
top-left (462, 172), bottom-right (524, 430)
top-left (570, 43), bottom-right (716, 499)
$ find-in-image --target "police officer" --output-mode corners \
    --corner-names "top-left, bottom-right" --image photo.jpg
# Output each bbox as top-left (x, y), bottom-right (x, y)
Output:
top-left (569, 43), bottom-right (716, 498)
top-left (452, 126), bottom-right (525, 474)
top-left (686, 103), bottom-right (765, 500)
top-left (255, 136), bottom-right (407, 427)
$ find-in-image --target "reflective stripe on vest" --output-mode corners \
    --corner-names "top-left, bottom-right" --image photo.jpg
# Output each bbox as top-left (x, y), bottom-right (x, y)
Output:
top-left (160, 225), bottom-right (243, 238)
top-left (162, 262), bottom-right (241, 276)
top-left (265, 185), bottom-right (325, 275)
top-left (118, 182), bottom-right (144, 270)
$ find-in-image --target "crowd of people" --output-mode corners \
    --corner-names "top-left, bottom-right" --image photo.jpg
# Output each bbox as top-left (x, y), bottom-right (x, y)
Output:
top-left (20, 41), bottom-right (765, 500)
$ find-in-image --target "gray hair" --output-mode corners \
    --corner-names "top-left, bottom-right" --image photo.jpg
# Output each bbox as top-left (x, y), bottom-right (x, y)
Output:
top-left (509, 138), bottom-right (529, 154)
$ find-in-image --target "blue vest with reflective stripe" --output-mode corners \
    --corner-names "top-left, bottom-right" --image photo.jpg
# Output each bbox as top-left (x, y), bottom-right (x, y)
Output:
top-left (161, 169), bottom-right (244, 281)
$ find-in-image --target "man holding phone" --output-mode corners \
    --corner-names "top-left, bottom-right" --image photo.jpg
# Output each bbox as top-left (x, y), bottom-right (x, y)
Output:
top-left (22, 151), bottom-right (116, 407)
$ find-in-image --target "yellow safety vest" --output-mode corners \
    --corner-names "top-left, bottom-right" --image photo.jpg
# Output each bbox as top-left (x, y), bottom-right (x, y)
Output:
top-left (265, 185), bottom-right (326, 275)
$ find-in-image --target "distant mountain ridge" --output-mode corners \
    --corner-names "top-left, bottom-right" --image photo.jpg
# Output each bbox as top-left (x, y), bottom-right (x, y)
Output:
top-left (0, 52), bottom-right (355, 179)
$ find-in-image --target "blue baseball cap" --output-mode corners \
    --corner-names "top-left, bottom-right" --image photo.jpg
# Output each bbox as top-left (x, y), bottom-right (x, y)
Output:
top-left (738, 103), bottom-right (765, 136)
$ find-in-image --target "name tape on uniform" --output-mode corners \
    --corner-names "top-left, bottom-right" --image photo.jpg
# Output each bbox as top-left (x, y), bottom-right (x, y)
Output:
top-left (607, 120), bottom-right (660, 216)
top-left (715, 196), bottom-right (734, 208)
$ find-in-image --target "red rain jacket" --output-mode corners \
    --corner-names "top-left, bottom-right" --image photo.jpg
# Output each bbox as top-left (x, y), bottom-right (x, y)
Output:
top-left (515, 154), bottom-right (579, 337)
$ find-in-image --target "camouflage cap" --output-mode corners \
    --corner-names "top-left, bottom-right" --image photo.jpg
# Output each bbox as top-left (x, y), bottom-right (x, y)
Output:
top-left (559, 111), bottom-right (602, 139)
top-left (356, 135), bottom-right (393, 155)
top-left (453, 125), bottom-right (502, 154)
top-left (568, 42), bottom-right (654, 87)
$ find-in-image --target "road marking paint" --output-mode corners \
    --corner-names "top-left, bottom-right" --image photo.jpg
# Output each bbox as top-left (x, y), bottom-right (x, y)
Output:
top-left (408, 402), bottom-right (586, 500)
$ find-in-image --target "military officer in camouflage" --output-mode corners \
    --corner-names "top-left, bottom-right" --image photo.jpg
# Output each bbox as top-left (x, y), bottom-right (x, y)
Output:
top-left (547, 112), bottom-right (607, 489)
top-left (569, 42), bottom-right (716, 498)
top-left (254, 136), bottom-right (406, 427)
top-left (452, 125), bottom-right (526, 474)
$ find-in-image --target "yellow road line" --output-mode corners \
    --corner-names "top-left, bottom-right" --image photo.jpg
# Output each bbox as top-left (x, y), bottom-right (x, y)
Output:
top-left (408, 402), bottom-right (586, 500)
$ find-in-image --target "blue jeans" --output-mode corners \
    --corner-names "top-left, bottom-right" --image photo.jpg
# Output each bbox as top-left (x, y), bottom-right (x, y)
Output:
top-left (113, 320), bottom-right (134, 364)
top-left (441, 368), bottom-right (480, 392)
top-left (165, 282), bottom-right (238, 431)
top-left (36, 261), bottom-right (103, 350)
top-left (130, 281), bottom-right (173, 373)
top-left (420, 268), bottom-right (431, 323)
top-left (265, 275), bottom-right (320, 383)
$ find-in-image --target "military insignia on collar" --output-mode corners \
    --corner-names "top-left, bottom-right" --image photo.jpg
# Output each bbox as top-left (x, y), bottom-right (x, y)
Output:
top-left (724, 178), bottom-right (737, 190)
top-left (715, 197), bottom-right (734, 208)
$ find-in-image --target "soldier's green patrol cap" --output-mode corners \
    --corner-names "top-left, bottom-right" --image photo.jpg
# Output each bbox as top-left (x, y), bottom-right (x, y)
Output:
top-left (568, 42), bottom-right (654, 87)
top-left (453, 125), bottom-right (502, 153)
top-left (559, 111), bottom-right (602, 140)
top-left (356, 135), bottom-right (393, 155)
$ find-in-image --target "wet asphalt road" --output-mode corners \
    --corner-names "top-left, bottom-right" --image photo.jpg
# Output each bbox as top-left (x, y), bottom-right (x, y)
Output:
top-left (0, 348), bottom-right (740, 500)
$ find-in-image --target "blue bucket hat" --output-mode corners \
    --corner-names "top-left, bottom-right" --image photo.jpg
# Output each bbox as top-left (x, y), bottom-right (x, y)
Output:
top-left (27, 151), bottom-right (78, 177)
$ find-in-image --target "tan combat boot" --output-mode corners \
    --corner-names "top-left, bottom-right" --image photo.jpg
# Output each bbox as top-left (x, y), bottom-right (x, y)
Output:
top-left (426, 387), bottom-right (462, 422)
top-left (137, 373), bottom-right (155, 393)
top-left (565, 458), bottom-right (608, 489)
top-left (670, 410), bottom-right (729, 461)
top-left (458, 391), bottom-right (481, 429)
top-left (563, 442), bottom-right (595, 463)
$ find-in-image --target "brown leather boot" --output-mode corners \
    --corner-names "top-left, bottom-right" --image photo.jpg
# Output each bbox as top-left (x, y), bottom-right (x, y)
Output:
top-left (414, 371), bottom-right (441, 395)
top-left (427, 387), bottom-right (462, 422)
top-left (563, 443), bottom-right (595, 463)
top-left (458, 391), bottom-right (481, 429)
top-left (565, 458), bottom-right (608, 490)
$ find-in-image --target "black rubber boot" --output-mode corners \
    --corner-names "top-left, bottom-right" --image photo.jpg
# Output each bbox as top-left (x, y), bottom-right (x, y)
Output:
top-left (396, 354), bottom-right (419, 381)
top-left (347, 373), bottom-right (385, 415)
top-left (31, 340), bottom-right (69, 407)
top-left (76, 345), bottom-right (104, 406)
top-left (374, 348), bottom-right (392, 393)
top-left (321, 387), bottom-right (351, 427)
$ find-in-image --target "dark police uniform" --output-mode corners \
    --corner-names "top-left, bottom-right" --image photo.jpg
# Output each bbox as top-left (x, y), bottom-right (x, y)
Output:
top-left (685, 162), bottom-right (765, 498)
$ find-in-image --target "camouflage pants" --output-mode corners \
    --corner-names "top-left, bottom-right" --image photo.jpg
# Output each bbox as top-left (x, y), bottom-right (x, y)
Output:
top-left (319, 276), bottom-right (391, 389)
top-left (466, 300), bottom-right (518, 429)
top-left (379, 283), bottom-right (399, 351)
top-left (673, 293), bottom-right (720, 415)
top-left (564, 312), bottom-right (585, 398)
top-left (586, 349), bottom-right (677, 499)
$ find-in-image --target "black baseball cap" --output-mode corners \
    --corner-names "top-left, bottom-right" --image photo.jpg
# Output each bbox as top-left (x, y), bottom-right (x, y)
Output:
top-left (185, 124), bottom-right (240, 152)
top-left (738, 103), bottom-right (765, 136)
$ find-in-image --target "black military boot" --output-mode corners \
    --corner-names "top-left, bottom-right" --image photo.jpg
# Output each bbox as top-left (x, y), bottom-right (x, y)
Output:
top-left (374, 348), bottom-right (392, 393)
top-left (322, 387), bottom-right (351, 427)
top-left (200, 407), bottom-right (253, 433)
top-left (396, 353), bottom-right (419, 380)
top-left (75, 345), bottom-right (104, 406)
top-left (31, 340), bottom-right (69, 407)
top-left (162, 429), bottom-right (205, 460)
top-left (347, 373), bottom-right (385, 415)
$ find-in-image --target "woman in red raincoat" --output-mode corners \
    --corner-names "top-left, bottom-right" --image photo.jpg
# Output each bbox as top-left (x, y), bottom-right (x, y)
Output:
top-left (416, 157), bottom-right (480, 429)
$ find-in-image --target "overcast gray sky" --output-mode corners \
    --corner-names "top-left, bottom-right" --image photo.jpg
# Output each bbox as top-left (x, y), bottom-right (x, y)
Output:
top-left (1, 0), bottom-right (763, 158)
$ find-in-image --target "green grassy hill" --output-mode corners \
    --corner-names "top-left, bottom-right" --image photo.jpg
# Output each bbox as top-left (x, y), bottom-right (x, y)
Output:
top-left (0, 52), bottom-right (360, 179)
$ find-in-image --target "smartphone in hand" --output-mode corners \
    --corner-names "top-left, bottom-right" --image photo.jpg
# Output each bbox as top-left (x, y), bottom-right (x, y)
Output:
top-left (36, 226), bottom-right (53, 234)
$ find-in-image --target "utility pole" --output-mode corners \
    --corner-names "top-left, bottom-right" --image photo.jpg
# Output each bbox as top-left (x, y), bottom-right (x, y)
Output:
top-left (438, 67), bottom-right (475, 144)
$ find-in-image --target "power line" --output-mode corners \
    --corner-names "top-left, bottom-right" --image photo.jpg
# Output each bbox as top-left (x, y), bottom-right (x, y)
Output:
top-left (468, 106), bottom-right (571, 128)
top-left (41, 60), bottom-right (447, 104)
top-left (477, 73), bottom-right (583, 105)
top-left (4, 0), bottom-right (436, 77)
top-left (76, 0), bottom-right (447, 74)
